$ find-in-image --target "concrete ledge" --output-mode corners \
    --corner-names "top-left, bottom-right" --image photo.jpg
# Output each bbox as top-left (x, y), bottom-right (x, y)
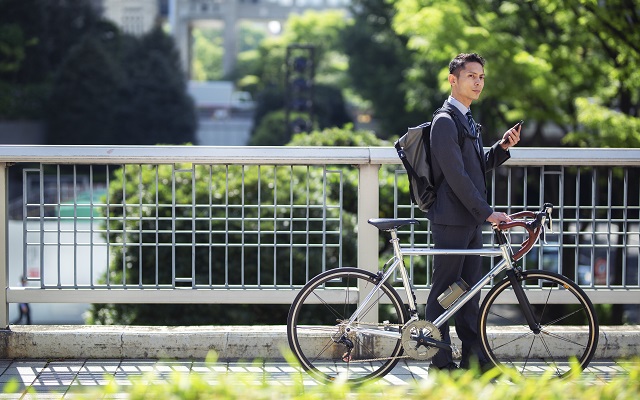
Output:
top-left (1, 325), bottom-right (638, 360)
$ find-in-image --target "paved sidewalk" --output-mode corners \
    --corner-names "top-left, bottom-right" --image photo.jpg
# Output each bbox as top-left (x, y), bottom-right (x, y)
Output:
top-left (0, 358), bottom-right (634, 399)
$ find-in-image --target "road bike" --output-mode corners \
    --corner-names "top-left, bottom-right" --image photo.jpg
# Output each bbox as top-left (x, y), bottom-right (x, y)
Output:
top-left (286, 204), bottom-right (599, 383)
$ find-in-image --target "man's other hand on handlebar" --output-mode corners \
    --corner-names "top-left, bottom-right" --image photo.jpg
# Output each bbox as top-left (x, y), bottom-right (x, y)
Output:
top-left (486, 212), bottom-right (512, 225)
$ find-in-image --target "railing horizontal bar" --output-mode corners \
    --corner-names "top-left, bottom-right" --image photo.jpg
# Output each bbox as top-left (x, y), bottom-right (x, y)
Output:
top-left (32, 205), bottom-right (344, 210)
top-left (27, 229), bottom-right (343, 236)
top-left (4, 146), bottom-right (640, 166)
top-left (9, 288), bottom-right (636, 304)
top-left (0, 146), bottom-right (372, 165)
top-left (7, 288), bottom-right (304, 304)
top-left (371, 147), bottom-right (640, 166)
top-left (26, 242), bottom-right (342, 248)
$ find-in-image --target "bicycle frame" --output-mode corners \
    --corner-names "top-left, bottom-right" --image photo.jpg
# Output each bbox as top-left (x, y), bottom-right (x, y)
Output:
top-left (346, 227), bottom-right (518, 341)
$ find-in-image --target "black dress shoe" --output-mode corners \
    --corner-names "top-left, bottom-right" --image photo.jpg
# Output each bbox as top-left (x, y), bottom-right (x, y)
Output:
top-left (429, 362), bottom-right (459, 372)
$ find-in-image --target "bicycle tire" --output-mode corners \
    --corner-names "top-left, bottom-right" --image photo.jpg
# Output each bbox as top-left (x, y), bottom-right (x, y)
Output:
top-left (478, 270), bottom-right (599, 378)
top-left (287, 267), bottom-right (409, 383)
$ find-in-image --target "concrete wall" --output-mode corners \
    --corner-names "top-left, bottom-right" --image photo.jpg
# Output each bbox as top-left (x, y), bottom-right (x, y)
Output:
top-left (1, 325), bottom-right (638, 360)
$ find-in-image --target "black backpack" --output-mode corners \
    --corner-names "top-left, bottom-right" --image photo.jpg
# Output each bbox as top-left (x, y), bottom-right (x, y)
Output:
top-left (394, 107), bottom-right (466, 212)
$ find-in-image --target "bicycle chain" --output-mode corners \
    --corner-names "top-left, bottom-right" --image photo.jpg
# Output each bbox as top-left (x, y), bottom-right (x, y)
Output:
top-left (337, 322), bottom-right (414, 364)
top-left (342, 354), bottom-right (412, 363)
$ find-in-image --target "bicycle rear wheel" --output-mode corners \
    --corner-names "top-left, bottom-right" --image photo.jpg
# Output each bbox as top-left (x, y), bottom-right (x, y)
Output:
top-left (479, 270), bottom-right (599, 378)
top-left (287, 267), bottom-right (408, 383)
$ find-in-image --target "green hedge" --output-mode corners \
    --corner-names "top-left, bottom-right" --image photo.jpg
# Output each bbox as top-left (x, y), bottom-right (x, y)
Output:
top-left (4, 355), bottom-right (639, 399)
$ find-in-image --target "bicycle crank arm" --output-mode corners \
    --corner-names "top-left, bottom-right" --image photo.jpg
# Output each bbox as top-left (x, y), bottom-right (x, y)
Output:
top-left (415, 336), bottom-right (452, 352)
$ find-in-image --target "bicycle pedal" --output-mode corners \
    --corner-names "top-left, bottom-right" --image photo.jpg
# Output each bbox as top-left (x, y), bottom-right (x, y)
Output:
top-left (451, 344), bottom-right (462, 359)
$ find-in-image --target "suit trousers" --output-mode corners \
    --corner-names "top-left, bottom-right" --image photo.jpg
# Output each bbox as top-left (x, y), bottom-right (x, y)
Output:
top-left (425, 223), bottom-right (486, 368)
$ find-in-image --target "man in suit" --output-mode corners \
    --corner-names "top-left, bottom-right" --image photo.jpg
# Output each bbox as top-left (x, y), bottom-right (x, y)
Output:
top-left (425, 53), bottom-right (521, 371)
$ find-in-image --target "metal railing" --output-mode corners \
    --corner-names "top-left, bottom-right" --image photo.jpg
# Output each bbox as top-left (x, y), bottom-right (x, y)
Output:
top-left (1, 146), bottom-right (639, 327)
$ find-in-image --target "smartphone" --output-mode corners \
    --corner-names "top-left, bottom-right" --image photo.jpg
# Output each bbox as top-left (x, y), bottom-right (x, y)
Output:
top-left (502, 120), bottom-right (523, 144)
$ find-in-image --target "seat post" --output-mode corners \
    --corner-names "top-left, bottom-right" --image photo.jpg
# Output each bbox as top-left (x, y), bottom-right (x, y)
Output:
top-left (388, 229), bottom-right (403, 260)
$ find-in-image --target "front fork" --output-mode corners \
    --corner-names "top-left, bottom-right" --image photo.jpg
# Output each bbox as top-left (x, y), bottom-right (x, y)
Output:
top-left (505, 269), bottom-right (541, 333)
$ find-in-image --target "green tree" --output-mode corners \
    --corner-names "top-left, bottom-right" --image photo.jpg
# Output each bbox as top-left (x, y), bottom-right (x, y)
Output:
top-left (116, 26), bottom-right (196, 145)
top-left (391, 0), bottom-right (639, 145)
top-left (0, 0), bottom-right (114, 120)
top-left (46, 36), bottom-right (123, 144)
top-left (249, 110), bottom-right (297, 146)
top-left (249, 84), bottom-right (352, 146)
top-left (0, 0), bottom-right (104, 84)
top-left (565, 98), bottom-right (640, 148)
top-left (191, 26), bottom-right (224, 81)
top-left (232, 10), bottom-right (353, 143)
top-left (47, 25), bottom-right (196, 145)
top-left (341, 0), bottom-right (426, 138)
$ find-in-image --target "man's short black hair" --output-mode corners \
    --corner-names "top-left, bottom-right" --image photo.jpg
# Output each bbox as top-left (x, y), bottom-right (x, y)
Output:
top-left (449, 53), bottom-right (485, 77)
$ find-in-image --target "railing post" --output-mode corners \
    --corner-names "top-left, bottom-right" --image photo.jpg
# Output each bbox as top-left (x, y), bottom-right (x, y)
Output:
top-left (357, 163), bottom-right (380, 322)
top-left (0, 163), bottom-right (8, 329)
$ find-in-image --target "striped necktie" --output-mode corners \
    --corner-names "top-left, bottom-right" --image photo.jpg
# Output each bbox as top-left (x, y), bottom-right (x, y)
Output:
top-left (466, 110), bottom-right (480, 152)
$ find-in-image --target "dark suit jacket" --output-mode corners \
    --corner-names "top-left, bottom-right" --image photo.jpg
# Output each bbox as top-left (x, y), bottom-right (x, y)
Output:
top-left (426, 100), bottom-right (510, 226)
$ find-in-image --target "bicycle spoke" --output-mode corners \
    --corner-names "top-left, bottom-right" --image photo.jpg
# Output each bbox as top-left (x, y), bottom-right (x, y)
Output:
top-left (486, 309), bottom-right (527, 326)
top-left (541, 307), bottom-right (586, 327)
top-left (311, 291), bottom-right (345, 321)
top-left (520, 335), bottom-right (537, 374)
top-left (539, 329), bottom-right (589, 349)
top-left (490, 330), bottom-right (536, 352)
top-left (537, 335), bottom-right (564, 377)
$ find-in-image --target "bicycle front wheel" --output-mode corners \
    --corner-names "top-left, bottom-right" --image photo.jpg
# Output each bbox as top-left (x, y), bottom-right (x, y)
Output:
top-left (287, 267), bottom-right (409, 383)
top-left (479, 270), bottom-right (599, 378)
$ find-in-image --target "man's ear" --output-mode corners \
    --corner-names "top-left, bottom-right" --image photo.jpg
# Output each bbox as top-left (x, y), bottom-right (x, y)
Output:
top-left (448, 73), bottom-right (456, 86)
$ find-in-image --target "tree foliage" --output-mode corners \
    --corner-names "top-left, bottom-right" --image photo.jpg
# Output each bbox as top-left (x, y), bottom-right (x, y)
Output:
top-left (233, 10), bottom-right (353, 145)
top-left (233, 0), bottom-right (639, 145)
top-left (341, 0), bottom-right (426, 138)
top-left (565, 98), bottom-right (640, 148)
top-left (45, 25), bottom-right (195, 145)
top-left (0, 0), bottom-right (108, 120)
top-left (115, 26), bottom-right (196, 145)
top-left (390, 0), bottom-right (640, 145)
top-left (1, 0), bottom-right (196, 145)
top-left (46, 36), bottom-right (123, 144)
top-left (191, 27), bottom-right (224, 81)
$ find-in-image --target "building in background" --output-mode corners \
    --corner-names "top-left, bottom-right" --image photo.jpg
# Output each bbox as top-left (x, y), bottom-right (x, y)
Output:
top-left (102, 0), bottom-right (160, 35)
top-left (168, 0), bottom-right (349, 77)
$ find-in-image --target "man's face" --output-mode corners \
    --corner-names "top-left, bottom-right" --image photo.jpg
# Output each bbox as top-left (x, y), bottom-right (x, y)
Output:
top-left (449, 61), bottom-right (485, 107)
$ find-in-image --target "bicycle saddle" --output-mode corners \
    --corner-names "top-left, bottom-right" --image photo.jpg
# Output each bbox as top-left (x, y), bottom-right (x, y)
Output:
top-left (367, 218), bottom-right (420, 231)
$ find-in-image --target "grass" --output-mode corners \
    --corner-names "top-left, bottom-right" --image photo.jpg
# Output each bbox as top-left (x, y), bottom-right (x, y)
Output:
top-left (3, 354), bottom-right (639, 399)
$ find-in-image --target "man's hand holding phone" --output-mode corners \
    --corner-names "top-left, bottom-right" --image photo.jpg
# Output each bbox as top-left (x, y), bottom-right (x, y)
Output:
top-left (500, 120), bottom-right (523, 150)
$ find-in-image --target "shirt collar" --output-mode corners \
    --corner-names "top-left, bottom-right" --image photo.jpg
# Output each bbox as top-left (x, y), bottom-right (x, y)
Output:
top-left (448, 95), bottom-right (469, 115)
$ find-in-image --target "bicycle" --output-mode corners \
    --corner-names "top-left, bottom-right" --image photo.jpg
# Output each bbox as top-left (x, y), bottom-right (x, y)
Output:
top-left (286, 204), bottom-right (599, 383)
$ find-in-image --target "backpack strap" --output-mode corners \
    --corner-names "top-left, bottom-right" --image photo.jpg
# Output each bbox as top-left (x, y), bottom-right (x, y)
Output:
top-left (429, 106), bottom-right (467, 193)
top-left (433, 106), bottom-right (465, 150)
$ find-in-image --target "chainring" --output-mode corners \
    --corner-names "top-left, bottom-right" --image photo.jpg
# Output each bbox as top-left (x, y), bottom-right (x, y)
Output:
top-left (401, 320), bottom-right (442, 361)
